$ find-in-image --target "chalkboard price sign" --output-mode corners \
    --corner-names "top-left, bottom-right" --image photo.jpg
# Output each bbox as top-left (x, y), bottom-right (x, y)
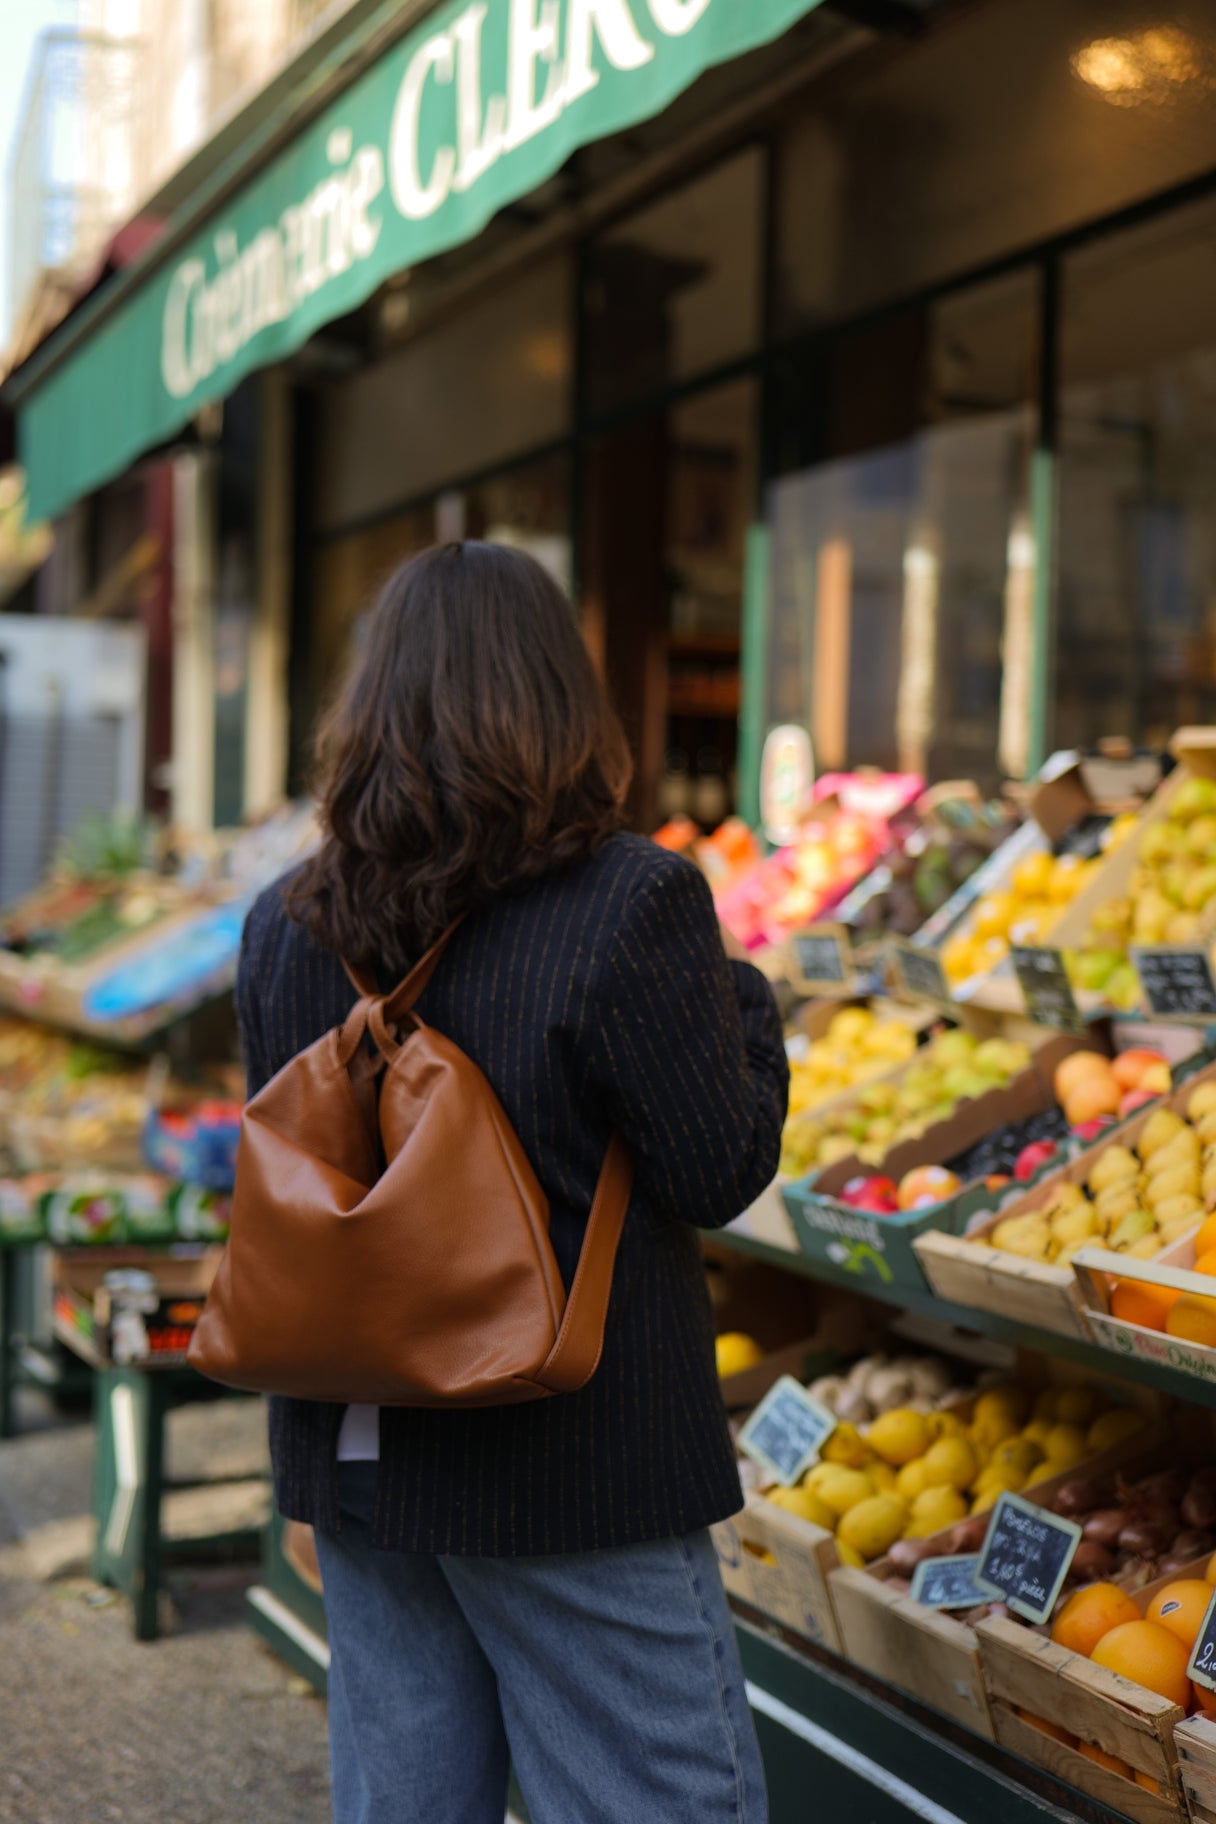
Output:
top-left (975, 1492), bottom-right (1082, 1624)
top-left (1010, 946), bottom-right (1086, 1034)
top-left (890, 942), bottom-right (951, 1008)
top-left (789, 926), bottom-right (849, 992)
top-left (1187, 1587), bottom-right (1216, 1694)
top-left (1131, 947), bottom-right (1216, 1022)
top-left (910, 1553), bottom-right (990, 1612)
top-left (737, 1375), bottom-right (837, 1488)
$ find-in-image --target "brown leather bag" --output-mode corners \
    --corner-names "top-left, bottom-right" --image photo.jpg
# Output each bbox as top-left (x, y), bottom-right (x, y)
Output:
top-left (188, 926), bottom-right (632, 1406)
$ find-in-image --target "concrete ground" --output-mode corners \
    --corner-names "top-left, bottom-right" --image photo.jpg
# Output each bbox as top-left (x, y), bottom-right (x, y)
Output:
top-left (0, 1389), bottom-right (332, 1824)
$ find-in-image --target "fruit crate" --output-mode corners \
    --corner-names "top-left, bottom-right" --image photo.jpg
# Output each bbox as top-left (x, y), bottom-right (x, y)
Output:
top-left (977, 1614), bottom-right (1188, 1822)
top-left (786, 1034), bottom-right (1087, 1290)
top-left (712, 1493), bottom-right (845, 1654)
top-left (1050, 729), bottom-right (1216, 1013)
top-left (915, 1058), bottom-right (1216, 1339)
top-left (826, 1405), bottom-right (1161, 1744)
top-left (1073, 1243), bottom-right (1216, 1389)
top-left (1175, 1716), bottom-right (1216, 1822)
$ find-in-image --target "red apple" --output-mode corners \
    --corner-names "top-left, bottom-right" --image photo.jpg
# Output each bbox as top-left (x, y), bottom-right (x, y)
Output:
top-left (1071, 1114), bottom-right (1117, 1142)
top-left (1013, 1139), bottom-right (1059, 1182)
top-left (838, 1174), bottom-right (900, 1214)
top-left (1118, 1088), bottom-right (1160, 1119)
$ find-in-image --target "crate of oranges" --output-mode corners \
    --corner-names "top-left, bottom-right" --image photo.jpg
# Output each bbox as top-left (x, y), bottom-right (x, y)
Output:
top-left (1074, 1210), bottom-right (1216, 1385)
top-left (977, 1539), bottom-right (1216, 1823)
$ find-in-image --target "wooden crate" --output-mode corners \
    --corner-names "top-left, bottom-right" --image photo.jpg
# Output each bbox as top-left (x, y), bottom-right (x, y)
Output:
top-left (1074, 1244), bottom-right (1216, 1391)
top-left (978, 1613), bottom-right (1187, 1821)
top-left (915, 1055), bottom-right (1216, 1340)
top-left (712, 1494), bottom-right (843, 1653)
top-left (826, 1417), bottom-right (1164, 1745)
top-left (830, 1566), bottom-right (993, 1737)
top-left (1175, 1716), bottom-right (1216, 1823)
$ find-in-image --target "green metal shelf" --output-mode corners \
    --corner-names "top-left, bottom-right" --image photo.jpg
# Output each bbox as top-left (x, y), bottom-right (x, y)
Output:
top-left (736, 1609), bottom-right (1137, 1824)
top-left (707, 1226), bottom-right (1216, 1409)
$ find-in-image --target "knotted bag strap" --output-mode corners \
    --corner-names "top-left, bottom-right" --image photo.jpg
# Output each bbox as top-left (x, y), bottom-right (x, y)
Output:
top-left (533, 1131), bottom-right (633, 1395)
top-left (342, 919), bottom-right (464, 1015)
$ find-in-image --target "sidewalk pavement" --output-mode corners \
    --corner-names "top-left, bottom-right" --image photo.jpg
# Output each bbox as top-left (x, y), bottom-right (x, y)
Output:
top-left (0, 1389), bottom-right (332, 1824)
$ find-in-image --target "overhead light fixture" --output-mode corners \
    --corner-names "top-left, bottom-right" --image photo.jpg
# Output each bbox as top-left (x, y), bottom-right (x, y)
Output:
top-left (1072, 25), bottom-right (1207, 105)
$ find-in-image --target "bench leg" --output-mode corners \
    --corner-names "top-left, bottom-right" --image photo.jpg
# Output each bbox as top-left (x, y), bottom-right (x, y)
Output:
top-left (93, 1368), bottom-right (169, 1641)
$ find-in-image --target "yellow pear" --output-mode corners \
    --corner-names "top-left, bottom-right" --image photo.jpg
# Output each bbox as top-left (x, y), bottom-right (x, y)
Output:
top-left (1195, 1110), bottom-right (1216, 1146)
top-left (1160, 1211), bottom-right (1203, 1244)
top-left (1086, 1146), bottom-right (1140, 1195)
top-left (1124, 1234), bottom-right (1164, 1261)
top-left (1149, 1130), bottom-right (1201, 1173)
top-left (1152, 1194), bottom-right (1203, 1229)
top-left (1051, 1206), bottom-right (1098, 1247)
top-left (1145, 1161), bottom-right (1202, 1208)
top-left (1110, 1207), bottom-right (1156, 1250)
top-left (992, 1218), bottom-right (1051, 1260)
top-left (1187, 1084), bottom-right (1216, 1122)
top-left (1094, 1182), bottom-right (1142, 1228)
top-left (1138, 1108), bottom-right (1188, 1162)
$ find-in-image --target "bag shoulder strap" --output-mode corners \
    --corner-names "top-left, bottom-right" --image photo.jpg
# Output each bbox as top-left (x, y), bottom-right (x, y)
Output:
top-left (534, 1132), bottom-right (633, 1395)
top-left (341, 920), bottom-right (464, 1013)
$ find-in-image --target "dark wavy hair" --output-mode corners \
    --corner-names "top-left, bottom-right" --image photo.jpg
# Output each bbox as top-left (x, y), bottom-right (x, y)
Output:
top-left (288, 541), bottom-right (633, 975)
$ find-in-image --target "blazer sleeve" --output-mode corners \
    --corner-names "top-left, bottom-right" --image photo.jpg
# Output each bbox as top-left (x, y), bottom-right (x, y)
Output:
top-left (234, 904), bottom-right (274, 1100)
top-left (589, 853), bottom-right (789, 1228)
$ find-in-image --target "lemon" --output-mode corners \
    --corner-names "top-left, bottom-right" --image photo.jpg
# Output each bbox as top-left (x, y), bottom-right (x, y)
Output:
top-left (821, 1422), bottom-right (869, 1470)
top-left (896, 1458), bottom-right (932, 1501)
top-left (927, 1410), bottom-right (967, 1441)
top-left (715, 1333), bottom-right (764, 1377)
top-left (905, 1485), bottom-right (968, 1539)
top-left (812, 1465), bottom-right (874, 1518)
top-left (971, 1487), bottom-right (999, 1515)
top-left (868, 1461), bottom-right (898, 1494)
top-left (920, 1436), bottom-right (979, 1494)
top-left (766, 1486), bottom-right (835, 1529)
top-left (836, 1540), bottom-right (866, 1569)
top-left (867, 1408), bottom-right (933, 1467)
top-left (837, 1495), bottom-right (907, 1561)
top-left (1086, 1407), bottom-right (1147, 1453)
top-left (1043, 1423), bottom-right (1088, 1469)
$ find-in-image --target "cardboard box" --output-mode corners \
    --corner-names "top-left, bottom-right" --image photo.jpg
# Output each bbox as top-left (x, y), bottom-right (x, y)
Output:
top-left (51, 1247), bottom-right (219, 1368)
top-left (916, 1056), bottom-right (1216, 1339)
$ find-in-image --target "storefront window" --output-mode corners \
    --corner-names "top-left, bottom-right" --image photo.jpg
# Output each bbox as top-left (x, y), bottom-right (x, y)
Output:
top-left (765, 273), bottom-right (1037, 789)
top-left (775, 0), bottom-right (1216, 336)
top-left (313, 255), bottom-right (572, 534)
top-left (583, 150), bottom-right (763, 422)
top-left (1053, 192), bottom-right (1216, 752)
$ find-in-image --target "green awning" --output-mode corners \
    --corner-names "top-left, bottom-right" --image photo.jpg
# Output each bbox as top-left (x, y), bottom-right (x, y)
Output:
top-left (15, 0), bottom-right (823, 524)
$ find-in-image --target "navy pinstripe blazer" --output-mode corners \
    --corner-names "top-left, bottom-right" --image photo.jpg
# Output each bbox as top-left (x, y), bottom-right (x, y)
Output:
top-left (236, 833), bottom-right (789, 1555)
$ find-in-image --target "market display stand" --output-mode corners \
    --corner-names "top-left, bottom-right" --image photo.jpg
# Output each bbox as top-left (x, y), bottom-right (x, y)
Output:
top-left (90, 1362), bottom-right (266, 1639)
top-left (707, 1223), bottom-right (1216, 1824)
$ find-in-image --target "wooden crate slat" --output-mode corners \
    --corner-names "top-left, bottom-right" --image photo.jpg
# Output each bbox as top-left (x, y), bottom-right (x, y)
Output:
top-left (992, 1704), bottom-right (1181, 1824)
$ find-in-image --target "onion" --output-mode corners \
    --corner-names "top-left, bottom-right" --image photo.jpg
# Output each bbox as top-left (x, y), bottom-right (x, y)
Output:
top-left (1053, 1479), bottom-right (1106, 1518)
top-left (1157, 1555), bottom-right (1196, 1580)
top-left (885, 1576), bottom-right (912, 1596)
top-left (1170, 1528), bottom-right (1216, 1561)
top-left (886, 1538), bottom-right (937, 1575)
top-left (1070, 1539), bottom-right (1116, 1581)
top-left (1182, 1485), bottom-right (1216, 1530)
top-left (1083, 1509), bottom-right (1129, 1548)
top-left (1118, 1518), bottom-right (1175, 1557)
top-left (946, 1516), bottom-right (990, 1556)
top-left (1131, 1471), bottom-right (1187, 1506)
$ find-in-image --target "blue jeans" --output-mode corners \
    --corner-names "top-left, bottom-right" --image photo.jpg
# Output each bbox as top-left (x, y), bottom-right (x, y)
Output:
top-left (314, 1462), bottom-right (768, 1824)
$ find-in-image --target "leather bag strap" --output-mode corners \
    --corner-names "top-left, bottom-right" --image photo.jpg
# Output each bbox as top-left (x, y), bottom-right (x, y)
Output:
top-left (534, 1132), bottom-right (634, 1395)
top-left (342, 919), bottom-right (465, 1016)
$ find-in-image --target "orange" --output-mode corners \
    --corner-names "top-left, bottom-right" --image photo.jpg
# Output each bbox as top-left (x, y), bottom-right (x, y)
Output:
top-left (1145, 1580), bottom-right (1214, 1650)
top-left (1051, 1583), bottom-right (1141, 1658)
top-left (1014, 1708), bottom-right (1075, 1747)
top-left (1134, 1770), bottom-right (1162, 1793)
top-left (1196, 1249), bottom-right (1216, 1277)
top-left (1055, 1051), bottom-right (1114, 1103)
top-left (1110, 1279), bottom-right (1180, 1331)
top-left (1195, 1213), bottom-right (1216, 1258)
top-left (1194, 1683), bottom-right (1216, 1719)
top-left (1166, 1294), bottom-right (1216, 1348)
top-left (1064, 1075), bottom-right (1121, 1127)
top-left (1078, 1741), bottom-right (1133, 1778)
top-left (1091, 1620), bottom-right (1193, 1709)
top-left (1207, 1551), bottom-right (1216, 1586)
